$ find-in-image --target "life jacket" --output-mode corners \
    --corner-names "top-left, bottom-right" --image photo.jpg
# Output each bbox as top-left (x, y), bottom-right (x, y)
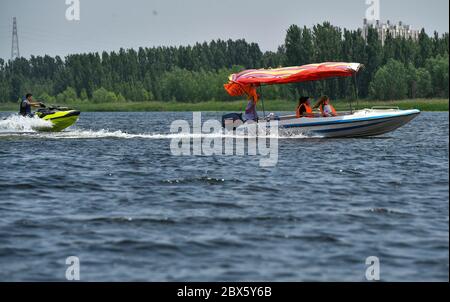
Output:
top-left (319, 103), bottom-right (337, 117)
top-left (296, 103), bottom-right (313, 118)
top-left (19, 97), bottom-right (31, 116)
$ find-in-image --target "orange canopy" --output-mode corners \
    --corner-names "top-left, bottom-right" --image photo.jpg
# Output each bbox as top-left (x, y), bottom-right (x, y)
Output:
top-left (224, 62), bottom-right (362, 101)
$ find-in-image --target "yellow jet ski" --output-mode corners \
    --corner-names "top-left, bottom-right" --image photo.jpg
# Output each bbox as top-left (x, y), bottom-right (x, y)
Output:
top-left (34, 105), bottom-right (80, 132)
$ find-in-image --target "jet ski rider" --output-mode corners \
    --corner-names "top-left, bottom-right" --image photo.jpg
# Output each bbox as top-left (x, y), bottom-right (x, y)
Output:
top-left (19, 93), bottom-right (43, 117)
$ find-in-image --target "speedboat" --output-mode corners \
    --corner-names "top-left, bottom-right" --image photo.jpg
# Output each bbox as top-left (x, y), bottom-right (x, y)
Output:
top-left (223, 107), bottom-right (420, 138)
top-left (34, 105), bottom-right (80, 132)
top-left (222, 62), bottom-right (420, 138)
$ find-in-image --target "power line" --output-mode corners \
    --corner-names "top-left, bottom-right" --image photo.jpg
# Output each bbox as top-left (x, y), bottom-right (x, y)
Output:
top-left (11, 17), bottom-right (20, 60)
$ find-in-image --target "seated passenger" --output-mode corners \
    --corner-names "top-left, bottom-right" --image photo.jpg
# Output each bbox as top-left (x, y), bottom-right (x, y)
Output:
top-left (243, 97), bottom-right (258, 121)
top-left (314, 96), bottom-right (337, 117)
top-left (296, 96), bottom-right (313, 118)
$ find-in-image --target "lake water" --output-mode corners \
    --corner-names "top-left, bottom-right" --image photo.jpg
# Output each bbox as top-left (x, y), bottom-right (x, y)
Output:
top-left (0, 111), bottom-right (448, 281)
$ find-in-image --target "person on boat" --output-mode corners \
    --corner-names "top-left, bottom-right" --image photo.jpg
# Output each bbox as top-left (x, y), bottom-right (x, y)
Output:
top-left (314, 96), bottom-right (337, 117)
top-left (19, 93), bottom-right (43, 117)
top-left (243, 96), bottom-right (258, 121)
top-left (296, 96), bottom-right (313, 118)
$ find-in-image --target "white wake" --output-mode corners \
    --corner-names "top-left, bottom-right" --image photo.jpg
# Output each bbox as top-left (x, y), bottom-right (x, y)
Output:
top-left (0, 114), bottom-right (53, 133)
top-left (0, 115), bottom-right (320, 139)
top-left (22, 129), bottom-right (318, 140)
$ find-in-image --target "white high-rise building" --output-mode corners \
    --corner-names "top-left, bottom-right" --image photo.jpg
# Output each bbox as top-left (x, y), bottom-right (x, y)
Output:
top-left (362, 19), bottom-right (420, 45)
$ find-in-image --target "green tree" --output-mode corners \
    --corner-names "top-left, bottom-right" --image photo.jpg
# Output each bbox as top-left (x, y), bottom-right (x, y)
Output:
top-left (92, 87), bottom-right (119, 103)
top-left (37, 92), bottom-right (56, 103)
top-left (425, 55), bottom-right (449, 97)
top-left (414, 68), bottom-right (433, 98)
top-left (363, 27), bottom-right (383, 98)
top-left (80, 89), bottom-right (88, 101)
top-left (405, 64), bottom-right (432, 98)
top-left (56, 87), bottom-right (78, 103)
top-left (0, 27), bottom-right (448, 103)
top-left (417, 29), bottom-right (433, 67)
top-left (370, 59), bottom-right (408, 100)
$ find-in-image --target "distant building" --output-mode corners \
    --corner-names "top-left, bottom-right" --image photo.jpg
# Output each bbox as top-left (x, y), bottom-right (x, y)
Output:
top-left (362, 18), bottom-right (420, 45)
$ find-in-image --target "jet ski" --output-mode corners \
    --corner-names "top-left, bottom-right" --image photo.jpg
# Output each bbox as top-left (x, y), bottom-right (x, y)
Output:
top-left (34, 104), bottom-right (80, 132)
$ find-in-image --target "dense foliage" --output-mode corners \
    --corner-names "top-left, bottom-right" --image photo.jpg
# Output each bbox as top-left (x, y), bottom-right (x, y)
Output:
top-left (0, 23), bottom-right (448, 103)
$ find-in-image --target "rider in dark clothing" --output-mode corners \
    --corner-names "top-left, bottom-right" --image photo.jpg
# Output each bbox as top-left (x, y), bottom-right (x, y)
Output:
top-left (19, 93), bottom-right (42, 117)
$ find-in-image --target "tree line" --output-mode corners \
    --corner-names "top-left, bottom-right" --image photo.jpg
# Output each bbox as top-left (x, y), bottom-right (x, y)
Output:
top-left (0, 22), bottom-right (448, 104)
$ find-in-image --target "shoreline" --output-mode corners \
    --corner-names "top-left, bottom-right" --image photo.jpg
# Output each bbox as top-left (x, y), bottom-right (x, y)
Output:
top-left (0, 99), bottom-right (448, 112)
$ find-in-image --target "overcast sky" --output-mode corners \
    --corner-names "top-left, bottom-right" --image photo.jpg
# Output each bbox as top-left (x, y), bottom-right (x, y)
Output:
top-left (0, 0), bottom-right (448, 60)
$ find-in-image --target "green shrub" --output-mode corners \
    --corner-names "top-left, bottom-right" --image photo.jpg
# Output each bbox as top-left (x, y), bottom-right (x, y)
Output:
top-left (92, 87), bottom-right (119, 103)
top-left (56, 87), bottom-right (78, 103)
top-left (370, 59), bottom-right (408, 100)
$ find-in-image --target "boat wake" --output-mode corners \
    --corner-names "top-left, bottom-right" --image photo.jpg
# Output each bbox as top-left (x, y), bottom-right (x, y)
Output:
top-left (0, 114), bottom-right (53, 133)
top-left (0, 126), bottom-right (321, 140)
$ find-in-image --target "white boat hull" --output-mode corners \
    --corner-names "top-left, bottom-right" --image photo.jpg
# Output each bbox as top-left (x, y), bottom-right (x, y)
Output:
top-left (223, 109), bottom-right (421, 138)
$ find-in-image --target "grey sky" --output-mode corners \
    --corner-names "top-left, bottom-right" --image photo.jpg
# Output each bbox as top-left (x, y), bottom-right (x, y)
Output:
top-left (1, 0), bottom-right (448, 60)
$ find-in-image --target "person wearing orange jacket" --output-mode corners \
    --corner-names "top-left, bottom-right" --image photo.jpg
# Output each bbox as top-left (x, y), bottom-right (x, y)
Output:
top-left (296, 96), bottom-right (313, 118)
top-left (314, 96), bottom-right (337, 117)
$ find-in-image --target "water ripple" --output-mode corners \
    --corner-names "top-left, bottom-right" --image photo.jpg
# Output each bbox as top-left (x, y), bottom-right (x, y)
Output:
top-left (0, 111), bottom-right (447, 281)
